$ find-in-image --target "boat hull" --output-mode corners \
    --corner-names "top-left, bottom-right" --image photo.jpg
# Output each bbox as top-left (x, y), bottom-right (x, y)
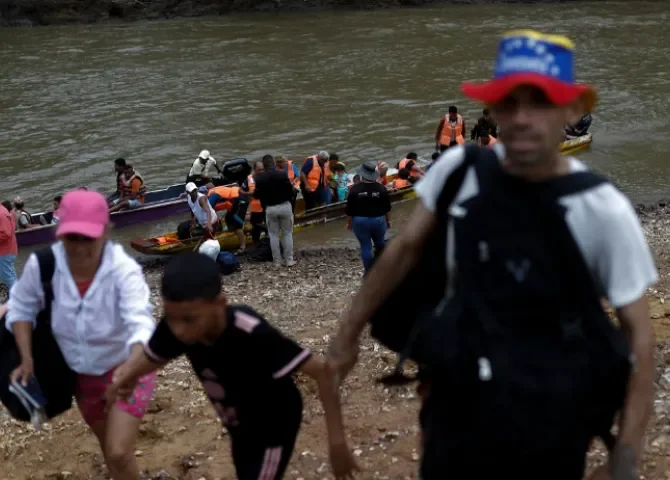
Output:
top-left (559, 133), bottom-right (592, 155)
top-left (130, 186), bottom-right (416, 256)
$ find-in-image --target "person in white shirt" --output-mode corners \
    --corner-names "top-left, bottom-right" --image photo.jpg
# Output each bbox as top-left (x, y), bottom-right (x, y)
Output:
top-left (185, 182), bottom-right (221, 238)
top-left (187, 149), bottom-right (220, 184)
top-left (7, 189), bottom-right (156, 480)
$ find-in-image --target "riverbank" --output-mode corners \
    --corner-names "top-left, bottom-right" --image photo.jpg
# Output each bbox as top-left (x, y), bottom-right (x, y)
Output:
top-left (1, 0), bottom-right (581, 26)
top-left (2, 205), bottom-right (670, 479)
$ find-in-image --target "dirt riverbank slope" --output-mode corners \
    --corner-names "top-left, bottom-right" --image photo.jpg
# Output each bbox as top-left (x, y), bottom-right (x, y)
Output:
top-left (1, 0), bottom-right (581, 27)
top-left (2, 204), bottom-right (670, 479)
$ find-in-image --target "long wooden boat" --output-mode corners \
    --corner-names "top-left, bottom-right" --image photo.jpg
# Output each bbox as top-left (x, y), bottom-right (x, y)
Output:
top-left (130, 185), bottom-right (415, 256)
top-left (559, 133), bottom-right (592, 155)
top-left (16, 158), bottom-right (250, 248)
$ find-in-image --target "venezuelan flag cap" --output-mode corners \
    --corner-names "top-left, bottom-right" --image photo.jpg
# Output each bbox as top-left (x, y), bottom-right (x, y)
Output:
top-left (461, 30), bottom-right (597, 111)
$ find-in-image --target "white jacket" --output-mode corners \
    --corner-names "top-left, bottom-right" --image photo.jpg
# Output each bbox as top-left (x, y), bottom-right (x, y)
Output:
top-left (6, 241), bottom-right (155, 376)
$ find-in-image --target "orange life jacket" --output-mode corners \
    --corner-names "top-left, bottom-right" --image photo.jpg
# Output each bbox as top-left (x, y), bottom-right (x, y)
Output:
top-left (439, 114), bottom-right (465, 146)
top-left (478, 136), bottom-right (498, 149)
top-left (398, 158), bottom-right (416, 171)
top-left (394, 178), bottom-right (411, 189)
top-left (279, 160), bottom-right (300, 189)
top-left (305, 155), bottom-right (325, 193)
top-left (247, 175), bottom-right (263, 213)
top-left (208, 186), bottom-right (239, 200)
top-left (121, 173), bottom-right (146, 203)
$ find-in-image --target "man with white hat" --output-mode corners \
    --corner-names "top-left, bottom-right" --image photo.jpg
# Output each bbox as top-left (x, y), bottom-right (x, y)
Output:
top-left (182, 182), bottom-right (221, 239)
top-left (187, 149), bottom-right (221, 184)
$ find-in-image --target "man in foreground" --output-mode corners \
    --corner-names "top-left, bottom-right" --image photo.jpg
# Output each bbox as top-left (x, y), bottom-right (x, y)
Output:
top-left (329, 30), bottom-right (657, 480)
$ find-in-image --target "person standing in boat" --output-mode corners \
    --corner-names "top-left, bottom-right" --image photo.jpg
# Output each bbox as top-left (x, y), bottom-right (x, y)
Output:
top-left (435, 105), bottom-right (466, 152)
top-left (300, 151), bottom-right (329, 210)
top-left (187, 150), bottom-right (221, 185)
top-left (470, 108), bottom-right (499, 140)
top-left (274, 154), bottom-right (300, 212)
top-left (183, 182), bottom-right (221, 239)
top-left (109, 164), bottom-right (146, 213)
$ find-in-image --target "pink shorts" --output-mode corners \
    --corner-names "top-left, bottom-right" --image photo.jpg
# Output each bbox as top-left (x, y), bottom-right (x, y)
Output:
top-left (75, 368), bottom-right (156, 427)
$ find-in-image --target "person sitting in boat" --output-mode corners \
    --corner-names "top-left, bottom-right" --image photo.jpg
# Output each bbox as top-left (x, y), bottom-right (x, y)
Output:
top-left (397, 153), bottom-right (424, 182)
top-left (12, 197), bottom-right (35, 230)
top-left (565, 112), bottom-right (592, 140)
top-left (376, 162), bottom-right (389, 186)
top-left (389, 168), bottom-right (412, 190)
top-left (108, 157), bottom-right (126, 204)
top-left (179, 182), bottom-right (222, 240)
top-left (109, 164), bottom-right (146, 213)
top-left (187, 150), bottom-right (221, 184)
top-left (326, 153), bottom-right (346, 204)
top-left (477, 128), bottom-right (499, 149)
top-left (46, 195), bottom-right (62, 225)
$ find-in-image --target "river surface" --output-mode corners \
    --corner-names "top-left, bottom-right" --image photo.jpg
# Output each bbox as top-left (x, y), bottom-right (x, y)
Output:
top-left (1, 0), bottom-right (669, 265)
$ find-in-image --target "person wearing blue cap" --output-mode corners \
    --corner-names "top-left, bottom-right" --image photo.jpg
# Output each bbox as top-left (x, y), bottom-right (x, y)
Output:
top-left (329, 30), bottom-right (656, 480)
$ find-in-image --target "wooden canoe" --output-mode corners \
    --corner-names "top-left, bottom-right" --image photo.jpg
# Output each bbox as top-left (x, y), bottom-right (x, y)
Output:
top-left (130, 185), bottom-right (416, 256)
top-left (559, 133), bottom-right (592, 155)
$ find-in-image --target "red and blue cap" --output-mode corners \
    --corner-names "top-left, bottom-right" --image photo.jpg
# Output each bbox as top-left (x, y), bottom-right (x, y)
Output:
top-left (461, 30), bottom-right (597, 111)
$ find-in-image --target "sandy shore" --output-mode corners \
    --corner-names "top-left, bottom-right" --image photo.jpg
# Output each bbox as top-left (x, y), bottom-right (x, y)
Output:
top-left (1, 205), bottom-right (670, 479)
top-left (1, 0), bottom-right (583, 27)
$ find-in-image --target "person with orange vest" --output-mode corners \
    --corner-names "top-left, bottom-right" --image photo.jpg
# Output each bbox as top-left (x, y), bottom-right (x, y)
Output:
top-left (207, 184), bottom-right (240, 212)
top-left (390, 168), bottom-right (412, 189)
top-left (299, 150), bottom-right (329, 210)
top-left (274, 154), bottom-right (300, 213)
top-left (397, 152), bottom-right (424, 180)
top-left (109, 164), bottom-right (147, 213)
top-left (240, 160), bottom-right (266, 243)
top-left (478, 130), bottom-right (499, 149)
top-left (435, 105), bottom-right (466, 153)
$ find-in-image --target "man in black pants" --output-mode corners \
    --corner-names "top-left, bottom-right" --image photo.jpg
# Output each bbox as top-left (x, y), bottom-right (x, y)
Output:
top-left (329, 30), bottom-right (657, 480)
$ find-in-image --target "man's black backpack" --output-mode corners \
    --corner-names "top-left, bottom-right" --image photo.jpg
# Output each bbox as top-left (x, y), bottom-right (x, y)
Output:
top-left (369, 146), bottom-right (631, 465)
top-left (0, 248), bottom-right (76, 421)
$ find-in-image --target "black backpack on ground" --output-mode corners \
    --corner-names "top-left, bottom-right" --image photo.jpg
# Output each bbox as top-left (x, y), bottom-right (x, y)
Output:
top-left (369, 147), bottom-right (631, 468)
top-left (0, 248), bottom-right (76, 421)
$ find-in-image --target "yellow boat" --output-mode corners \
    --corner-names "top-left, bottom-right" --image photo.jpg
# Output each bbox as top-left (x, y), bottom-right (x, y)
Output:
top-left (131, 184), bottom-right (416, 256)
top-left (559, 133), bottom-right (592, 155)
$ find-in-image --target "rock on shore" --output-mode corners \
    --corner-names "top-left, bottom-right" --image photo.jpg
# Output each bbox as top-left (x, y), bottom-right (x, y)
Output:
top-left (1, 206), bottom-right (670, 479)
top-left (1, 0), bottom-right (582, 27)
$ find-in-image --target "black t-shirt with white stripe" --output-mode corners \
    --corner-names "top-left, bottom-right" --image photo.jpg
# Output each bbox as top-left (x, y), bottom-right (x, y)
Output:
top-left (146, 305), bottom-right (310, 443)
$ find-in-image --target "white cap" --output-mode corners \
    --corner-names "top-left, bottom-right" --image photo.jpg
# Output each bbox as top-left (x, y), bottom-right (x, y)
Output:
top-left (185, 182), bottom-right (197, 193)
top-left (199, 150), bottom-right (210, 160)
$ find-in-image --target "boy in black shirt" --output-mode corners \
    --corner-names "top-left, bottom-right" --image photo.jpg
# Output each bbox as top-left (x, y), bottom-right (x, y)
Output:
top-left (106, 253), bottom-right (358, 480)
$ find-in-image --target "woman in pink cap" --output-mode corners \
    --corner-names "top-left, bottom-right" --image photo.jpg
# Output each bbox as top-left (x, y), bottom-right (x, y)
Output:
top-left (7, 189), bottom-right (156, 480)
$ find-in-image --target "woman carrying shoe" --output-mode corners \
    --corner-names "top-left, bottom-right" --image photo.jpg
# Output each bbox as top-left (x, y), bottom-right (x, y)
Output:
top-left (7, 189), bottom-right (156, 480)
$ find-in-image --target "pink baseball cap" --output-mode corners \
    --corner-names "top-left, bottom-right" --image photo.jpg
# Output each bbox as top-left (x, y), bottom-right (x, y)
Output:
top-left (55, 190), bottom-right (110, 239)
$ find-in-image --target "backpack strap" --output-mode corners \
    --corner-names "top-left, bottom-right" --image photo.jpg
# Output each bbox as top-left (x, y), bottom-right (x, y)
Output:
top-left (34, 247), bottom-right (56, 322)
top-left (434, 145), bottom-right (485, 222)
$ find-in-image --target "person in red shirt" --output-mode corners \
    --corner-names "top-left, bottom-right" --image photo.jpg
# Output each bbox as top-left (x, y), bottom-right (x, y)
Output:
top-left (0, 203), bottom-right (18, 292)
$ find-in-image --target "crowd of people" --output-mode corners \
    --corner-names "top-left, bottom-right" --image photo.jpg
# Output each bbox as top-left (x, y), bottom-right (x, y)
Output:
top-left (0, 28), bottom-right (650, 480)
